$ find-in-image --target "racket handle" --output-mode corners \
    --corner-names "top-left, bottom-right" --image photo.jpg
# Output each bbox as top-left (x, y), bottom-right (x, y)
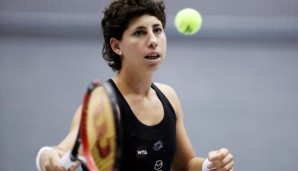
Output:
top-left (60, 151), bottom-right (76, 169)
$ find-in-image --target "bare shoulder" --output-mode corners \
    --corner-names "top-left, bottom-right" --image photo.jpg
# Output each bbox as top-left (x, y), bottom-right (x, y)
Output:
top-left (154, 83), bottom-right (181, 115)
top-left (154, 82), bottom-right (177, 99)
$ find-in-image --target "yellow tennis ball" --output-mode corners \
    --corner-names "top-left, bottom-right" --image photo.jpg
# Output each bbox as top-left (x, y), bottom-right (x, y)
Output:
top-left (175, 8), bottom-right (203, 35)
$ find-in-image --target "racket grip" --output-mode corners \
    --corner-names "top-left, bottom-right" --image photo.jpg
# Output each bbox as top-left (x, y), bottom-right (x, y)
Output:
top-left (60, 151), bottom-right (76, 169)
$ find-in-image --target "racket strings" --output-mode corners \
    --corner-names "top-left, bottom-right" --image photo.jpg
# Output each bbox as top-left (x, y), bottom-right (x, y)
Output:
top-left (82, 82), bottom-right (120, 171)
top-left (91, 141), bottom-right (116, 171)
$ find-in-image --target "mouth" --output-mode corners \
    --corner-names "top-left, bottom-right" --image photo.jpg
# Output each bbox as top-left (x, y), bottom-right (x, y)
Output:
top-left (145, 53), bottom-right (161, 60)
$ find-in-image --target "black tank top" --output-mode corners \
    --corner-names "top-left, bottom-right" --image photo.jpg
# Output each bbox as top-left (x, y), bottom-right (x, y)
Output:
top-left (108, 79), bottom-right (176, 171)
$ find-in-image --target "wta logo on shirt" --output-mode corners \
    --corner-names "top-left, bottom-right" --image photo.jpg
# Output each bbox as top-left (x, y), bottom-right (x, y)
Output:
top-left (136, 146), bottom-right (148, 158)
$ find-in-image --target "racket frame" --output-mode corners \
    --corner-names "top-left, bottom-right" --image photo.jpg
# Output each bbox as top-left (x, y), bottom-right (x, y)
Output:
top-left (80, 81), bottom-right (121, 171)
top-left (60, 80), bottom-right (121, 171)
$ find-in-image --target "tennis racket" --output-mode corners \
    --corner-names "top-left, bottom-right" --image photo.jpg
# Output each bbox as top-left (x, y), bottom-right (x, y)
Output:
top-left (60, 80), bottom-right (121, 171)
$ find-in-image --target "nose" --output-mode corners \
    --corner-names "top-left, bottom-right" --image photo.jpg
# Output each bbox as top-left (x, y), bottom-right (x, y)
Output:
top-left (147, 32), bottom-right (158, 48)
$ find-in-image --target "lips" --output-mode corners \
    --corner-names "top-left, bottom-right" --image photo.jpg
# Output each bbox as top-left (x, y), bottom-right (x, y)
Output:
top-left (145, 53), bottom-right (161, 59)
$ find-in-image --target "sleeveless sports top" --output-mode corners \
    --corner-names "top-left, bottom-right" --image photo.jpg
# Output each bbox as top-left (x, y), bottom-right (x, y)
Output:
top-left (107, 79), bottom-right (177, 171)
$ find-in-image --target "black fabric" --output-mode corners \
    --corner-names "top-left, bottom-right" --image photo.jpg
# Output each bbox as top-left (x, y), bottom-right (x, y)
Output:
top-left (107, 79), bottom-right (176, 171)
top-left (81, 163), bottom-right (88, 171)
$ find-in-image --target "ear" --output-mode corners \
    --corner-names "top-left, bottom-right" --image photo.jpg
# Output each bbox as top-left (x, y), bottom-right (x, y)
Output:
top-left (110, 38), bottom-right (122, 56)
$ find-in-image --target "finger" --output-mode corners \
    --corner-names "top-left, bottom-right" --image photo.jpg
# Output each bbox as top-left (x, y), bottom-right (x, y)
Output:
top-left (69, 161), bottom-right (81, 171)
top-left (223, 159), bottom-right (234, 171)
top-left (208, 148), bottom-right (229, 162)
top-left (209, 153), bottom-right (234, 171)
top-left (211, 159), bottom-right (234, 171)
top-left (51, 153), bottom-right (69, 171)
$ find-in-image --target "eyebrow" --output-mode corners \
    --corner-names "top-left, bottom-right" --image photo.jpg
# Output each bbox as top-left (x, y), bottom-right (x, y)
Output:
top-left (134, 23), bottom-right (162, 30)
top-left (152, 23), bottom-right (162, 28)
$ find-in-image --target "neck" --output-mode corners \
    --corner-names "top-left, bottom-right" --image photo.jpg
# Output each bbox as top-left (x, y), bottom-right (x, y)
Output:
top-left (112, 70), bottom-right (154, 96)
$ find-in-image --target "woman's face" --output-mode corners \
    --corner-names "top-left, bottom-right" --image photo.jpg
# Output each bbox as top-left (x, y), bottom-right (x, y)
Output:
top-left (118, 14), bottom-right (167, 73)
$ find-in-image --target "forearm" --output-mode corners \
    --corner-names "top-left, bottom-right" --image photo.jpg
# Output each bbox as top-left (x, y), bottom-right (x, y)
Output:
top-left (185, 157), bottom-right (205, 171)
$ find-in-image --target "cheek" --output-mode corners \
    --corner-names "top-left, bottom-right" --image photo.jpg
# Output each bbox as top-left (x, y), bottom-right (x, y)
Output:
top-left (161, 37), bottom-right (167, 55)
top-left (121, 40), bottom-right (142, 54)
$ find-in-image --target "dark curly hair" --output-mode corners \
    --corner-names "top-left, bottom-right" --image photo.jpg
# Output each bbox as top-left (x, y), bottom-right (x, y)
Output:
top-left (101, 0), bottom-right (166, 71)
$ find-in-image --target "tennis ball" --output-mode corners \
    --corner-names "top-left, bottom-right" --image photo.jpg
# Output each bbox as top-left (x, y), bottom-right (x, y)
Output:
top-left (175, 8), bottom-right (203, 35)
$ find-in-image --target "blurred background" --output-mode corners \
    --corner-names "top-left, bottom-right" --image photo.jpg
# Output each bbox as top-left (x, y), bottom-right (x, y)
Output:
top-left (1, 0), bottom-right (298, 170)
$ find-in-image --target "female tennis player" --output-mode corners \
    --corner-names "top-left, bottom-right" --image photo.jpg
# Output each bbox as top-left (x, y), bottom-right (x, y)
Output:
top-left (36, 0), bottom-right (234, 171)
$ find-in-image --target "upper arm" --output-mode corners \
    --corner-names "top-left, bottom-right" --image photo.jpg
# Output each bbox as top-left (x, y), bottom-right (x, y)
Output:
top-left (155, 83), bottom-right (198, 170)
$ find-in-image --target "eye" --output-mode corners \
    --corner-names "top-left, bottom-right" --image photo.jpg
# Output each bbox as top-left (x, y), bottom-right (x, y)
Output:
top-left (153, 27), bottom-right (163, 34)
top-left (133, 30), bottom-right (146, 37)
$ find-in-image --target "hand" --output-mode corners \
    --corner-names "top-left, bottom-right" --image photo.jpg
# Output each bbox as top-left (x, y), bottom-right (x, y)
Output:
top-left (39, 148), bottom-right (80, 171)
top-left (207, 148), bottom-right (234, 171)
